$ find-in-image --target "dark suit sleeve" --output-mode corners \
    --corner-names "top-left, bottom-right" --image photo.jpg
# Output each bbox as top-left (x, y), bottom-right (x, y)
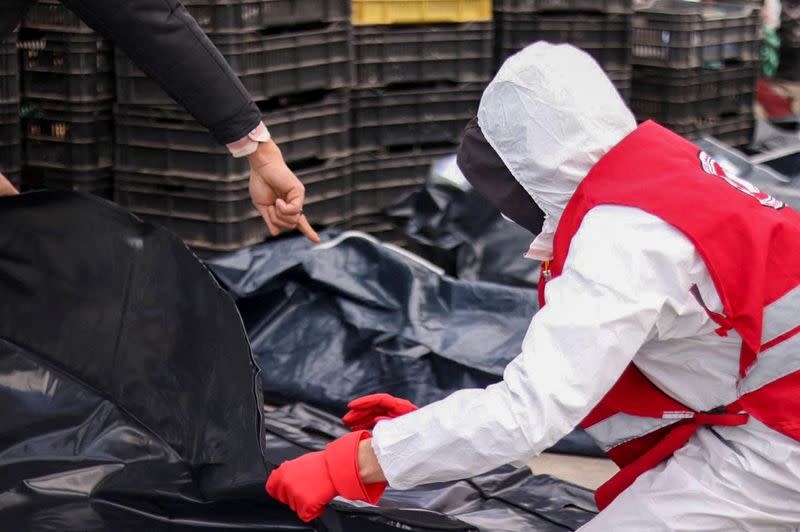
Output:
top-left (0, 1), bottom-right (33, 36)
top-left (60, 0), bottom-right (262, 145)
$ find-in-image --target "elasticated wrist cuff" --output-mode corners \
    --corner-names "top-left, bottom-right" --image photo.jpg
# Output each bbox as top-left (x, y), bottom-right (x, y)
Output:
top-left (325, 430), bottom-right (386, 503)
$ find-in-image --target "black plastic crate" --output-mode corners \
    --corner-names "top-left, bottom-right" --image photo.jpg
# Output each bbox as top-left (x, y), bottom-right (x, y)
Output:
top-left (114, 168), bottom-right (250, 192)
top-left (352, 84), bottom-right (482, 149)
top-left (0, 143), bottom-right (23, 173)
top-left (115, 182), bottom-right (254, 222)
top-left (782, 2), bottom-right (800, 48)
top-left (0, 103), bottom-right (22, 145)
top-left (116, 155), bottom-right (351, 224)
top-left (114, 105), bottom-right (224, 150)
top-left (115, 23), bottom-right (352, 104)
top-left (23, 166), bottom-right (113, 198)
top-left (778, 46), bottom-right (800, 81)
top-left (115, 142), bottom-right (248, 180)
top-left (304, 191), bottom-right (351, 226)
top-left (606, 66), bottom-right (632, 102)
top-left (632, 0), bottom-right (760, 68)
top-left (495, 12), bottom-right (631, 69)
top-left (708, 115), bottom-right (754, 147)
top-left (631, 64), bottom-right (756, 123)
top-left (22, 100), bottom-right (113, 142)
top-left (352, 182), bottom-right (424, 217)
top-left (266, 92), bottom-right (351, 162)
top-left (22, 70), bottom-right (114, 102)
top-left (25, 137), bottom-right (113, 169)
top-left (299, 155), bottom-right (351, 200)
top-left (351, 146), bottom-right (454, 216)
top-left (352, 147), bottom-right (455, 190)
top-left (18, 31), bottom-right (113, 74)
top-left (354, 23), bottom-right (493, 87)
top-left (5, 169), bottom-right (21, 189)
top-left (115, 90), bottom-right (350, 164)
top-left (183, 0), bottom-right (349, 33)
top-left (136, 212), bottom-right (268, 251)
top-left (0, 38), bottom-right (19, 104)
top-left (0, 123), bottom-right (21, 146)
top-left (494, 0), bottom-right (632, 14)
top-left (23, 0), bottom-right (93, 33)
top-left (660, 111), bottom-right (754, 147)
top-left (297, 155), bottom-right (351, 225)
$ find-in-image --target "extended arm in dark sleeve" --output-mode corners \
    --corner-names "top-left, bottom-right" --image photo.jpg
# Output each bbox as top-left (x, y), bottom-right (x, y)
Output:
top-left (61, 0), bottom-right (261, 145)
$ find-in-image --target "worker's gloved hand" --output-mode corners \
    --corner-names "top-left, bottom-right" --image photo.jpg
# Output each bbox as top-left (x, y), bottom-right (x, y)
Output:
top-left (342, 393), bottom-right (418, 431)
top-left (248, 139), bottom-right (320, 243)
top-left (266, 430), bottom-right (386, 522)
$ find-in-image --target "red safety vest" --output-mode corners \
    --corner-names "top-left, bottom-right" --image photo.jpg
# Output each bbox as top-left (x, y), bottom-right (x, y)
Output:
top-left (538, 121), bottom-right (800, 510)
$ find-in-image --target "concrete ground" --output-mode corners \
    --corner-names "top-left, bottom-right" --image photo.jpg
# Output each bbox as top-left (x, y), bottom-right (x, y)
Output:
top-left (530, 453), bottom-right (618, 490)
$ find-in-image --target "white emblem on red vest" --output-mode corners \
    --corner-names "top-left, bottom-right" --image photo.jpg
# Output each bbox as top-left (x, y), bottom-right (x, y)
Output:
top-left (698, 151), bottom-right (785, 210)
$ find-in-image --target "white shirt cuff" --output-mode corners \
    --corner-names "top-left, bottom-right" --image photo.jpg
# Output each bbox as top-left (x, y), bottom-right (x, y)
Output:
top-left (227, 121), bottom-right (272, 158)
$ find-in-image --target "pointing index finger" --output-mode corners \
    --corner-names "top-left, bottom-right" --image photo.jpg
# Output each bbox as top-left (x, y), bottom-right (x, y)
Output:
top-left (297, 214), bottom-right (320, 244)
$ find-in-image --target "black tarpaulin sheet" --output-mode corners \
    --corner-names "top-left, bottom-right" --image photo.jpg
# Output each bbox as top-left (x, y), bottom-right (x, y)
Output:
top-left (385, 183), bottom-right (539, 288)
top-left (208, 227), bottom-right (603, 458)
top-left (207, 231), bottom-right (538, 411)
top-left (382, 182), bottom-right (602, 457)
top-left (0, 191), bottom-right (266, 501)
top-left (264, 404), bottom-right (597, 532)
top-left (0, 191), bottom-right (597, 530)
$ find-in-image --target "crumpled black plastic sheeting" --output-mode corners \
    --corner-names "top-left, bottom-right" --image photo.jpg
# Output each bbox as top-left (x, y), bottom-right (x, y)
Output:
top-left (207, 231), bottom-right (538, 412)
top-left (0, 192), bottom-right (598, 530)
top-left (385, 184), bottom-right (540, 288)
top-left (208, 231), bottom-right (604, 458)
top-left (0, 191), bottom-right (266, 499)
top-left (0, 191), bottom-right (280, 528)
top-left (264, 404), bottom-right (597, 532)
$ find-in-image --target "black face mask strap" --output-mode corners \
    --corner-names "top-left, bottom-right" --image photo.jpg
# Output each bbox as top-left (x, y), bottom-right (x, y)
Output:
top-left (457, 118), bottom-right (545, 236)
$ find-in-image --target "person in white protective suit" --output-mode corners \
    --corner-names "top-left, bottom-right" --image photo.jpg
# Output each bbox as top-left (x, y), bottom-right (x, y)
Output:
top-left (265, 42), bottom-right (800, 531)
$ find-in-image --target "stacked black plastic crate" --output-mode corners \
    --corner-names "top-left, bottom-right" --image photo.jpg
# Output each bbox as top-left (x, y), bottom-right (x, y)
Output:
top-left (350, 13), bottom-right (493, 231)
top-left (779, 2), bottom-right (800, 80)
top-left (113, 0), bottom-right (352, 255)
top-left (0, 34), bottom-right (21, 189)
top-left (19, 1), bottom-right (113, 197)
top-left (631, 0), bottom-right (760, 146)
top-left (494, 0), bottom-right (633, 101)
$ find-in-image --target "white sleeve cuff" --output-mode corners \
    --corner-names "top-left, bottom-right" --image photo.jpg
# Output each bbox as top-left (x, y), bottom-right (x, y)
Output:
top-left (227, 121), bottom-right (271, 158)
top-left (371, 418), bottom-right (416, 490)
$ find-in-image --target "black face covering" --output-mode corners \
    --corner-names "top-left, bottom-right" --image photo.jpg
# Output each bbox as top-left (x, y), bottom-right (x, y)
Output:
top-left (457, 117), bottom-right (545, 236)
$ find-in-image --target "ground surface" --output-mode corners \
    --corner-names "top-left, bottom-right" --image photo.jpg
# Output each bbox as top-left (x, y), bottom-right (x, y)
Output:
top-left (530, 454), bottom-right (618, 490)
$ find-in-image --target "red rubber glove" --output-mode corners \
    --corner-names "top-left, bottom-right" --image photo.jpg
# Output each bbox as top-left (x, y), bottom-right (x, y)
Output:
top-left (342, 393), bottom-right (418, 431)
top-left (266, 430), bottom-right (386, 523)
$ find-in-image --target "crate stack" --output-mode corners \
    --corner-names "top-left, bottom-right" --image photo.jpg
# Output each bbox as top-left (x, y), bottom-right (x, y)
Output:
top-left (349, 0), bottom-right (493, 233)
top-left (630, 0), bottom-right (760, 146)
top-left (0, 34), bottom-right (20, 189)
top-left (494, 0), bottom-right (634, 101)
top-left (113, 0), bottom-right (352, 255)
top-left (778, 1), bottom-right (800, 80)
top-left (19, 1), bottom-right (114, 197)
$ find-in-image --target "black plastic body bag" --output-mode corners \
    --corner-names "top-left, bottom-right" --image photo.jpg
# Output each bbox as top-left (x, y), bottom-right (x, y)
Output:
top-left (206, 230), bottom-right (539, 411)
top-left (207, 229), bottom-right (603, 458)
top-left (0, 192), bottom-right (597, 530)
top-left (384, 182), bottom-right (541, 288)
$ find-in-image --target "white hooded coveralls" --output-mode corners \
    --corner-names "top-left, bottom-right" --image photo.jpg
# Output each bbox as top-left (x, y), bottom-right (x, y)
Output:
top-left (370, 43), bottom-right (800, 531)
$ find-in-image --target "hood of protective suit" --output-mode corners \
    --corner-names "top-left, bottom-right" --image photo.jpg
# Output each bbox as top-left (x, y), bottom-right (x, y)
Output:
top-left (464, 42), bottom-right (637, 260)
